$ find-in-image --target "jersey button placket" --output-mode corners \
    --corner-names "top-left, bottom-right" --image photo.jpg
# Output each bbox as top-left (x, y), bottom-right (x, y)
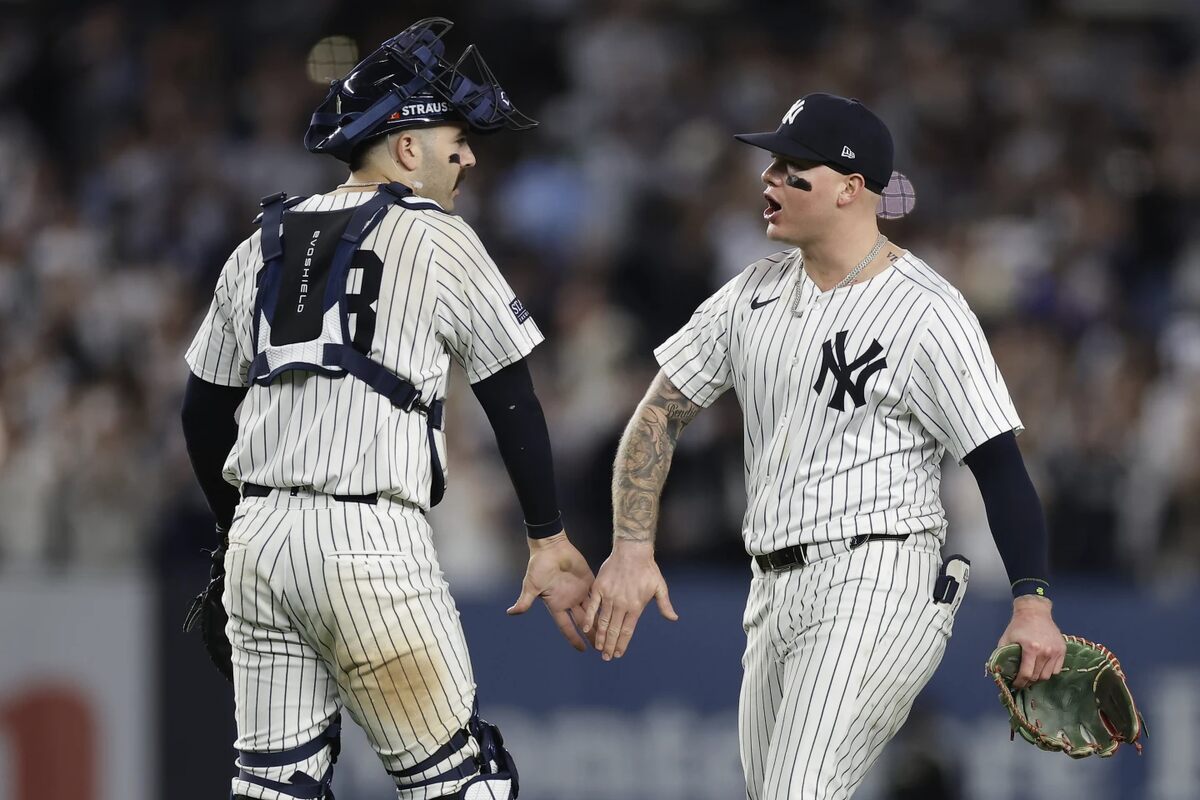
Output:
top-left (804, 286), bottom-right (825, 320)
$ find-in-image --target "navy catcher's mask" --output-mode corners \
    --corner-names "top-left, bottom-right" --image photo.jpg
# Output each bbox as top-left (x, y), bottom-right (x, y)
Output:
top-left (305, 17), bottom-right (537, 163)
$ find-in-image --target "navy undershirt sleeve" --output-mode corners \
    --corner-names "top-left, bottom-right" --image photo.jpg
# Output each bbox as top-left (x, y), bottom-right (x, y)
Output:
top-left (963, 431), bottom-right (1051, 599)
top-left (180, 373), bottom-right (248, 532)
top-left (471, 360), bottom-right (564, 538)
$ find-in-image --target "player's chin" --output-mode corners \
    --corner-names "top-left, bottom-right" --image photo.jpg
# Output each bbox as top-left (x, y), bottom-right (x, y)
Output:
top-left (764, 220), bottom-right (791, 242)
top-left (765, 216), bottom-right (805, 244)
top-left (446, 183), bottom-right (465, 208)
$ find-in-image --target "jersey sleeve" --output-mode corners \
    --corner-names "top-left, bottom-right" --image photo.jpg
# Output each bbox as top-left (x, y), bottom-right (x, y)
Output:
top-left (184, 236), bottom-right (256, 387)
top-left (653, 275), bottom-right (739, 407)
top-left (905, 298), bottom-right (1023, 464)
top-left (432, 219), bottom-right (544, 384)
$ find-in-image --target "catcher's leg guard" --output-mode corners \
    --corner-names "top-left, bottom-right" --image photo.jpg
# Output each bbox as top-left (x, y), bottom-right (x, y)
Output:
top-left (388, 711), bottom-right (518, 800)
top-left (230, 714), bottom-right (341, 800)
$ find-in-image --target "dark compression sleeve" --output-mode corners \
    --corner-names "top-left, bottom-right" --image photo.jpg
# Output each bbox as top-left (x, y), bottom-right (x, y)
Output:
top-left (963, 431), bottom-right (1051, 599)
top-left (471, 360), bottom-right (564, 538)
top-left (180, 373), bottom-right (248, 531)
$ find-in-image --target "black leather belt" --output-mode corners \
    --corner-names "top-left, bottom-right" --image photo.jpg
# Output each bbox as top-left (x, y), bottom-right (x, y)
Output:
top-left (755, 543), bottom-right (809, 572)
top-left (754, 533), bottom-right (909, 572)
top-left (242, 482), bottom-right (378, 505)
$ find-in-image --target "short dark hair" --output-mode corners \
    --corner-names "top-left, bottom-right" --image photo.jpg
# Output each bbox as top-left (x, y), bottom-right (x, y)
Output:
top-left (348, 137), bottom-right (379, 173)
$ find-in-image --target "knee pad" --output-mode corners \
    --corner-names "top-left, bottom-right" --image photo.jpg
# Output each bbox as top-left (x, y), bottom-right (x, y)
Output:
top-left (231, 714), bottom-right (342, 800)
top-left (457, 714), bottom-right (518, 799)
top-left (389, 712), bottom-right (518, 800)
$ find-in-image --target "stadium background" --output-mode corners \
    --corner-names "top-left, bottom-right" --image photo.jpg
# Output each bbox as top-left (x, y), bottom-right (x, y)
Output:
top-left (0, 0), bottom-right (1197, 798)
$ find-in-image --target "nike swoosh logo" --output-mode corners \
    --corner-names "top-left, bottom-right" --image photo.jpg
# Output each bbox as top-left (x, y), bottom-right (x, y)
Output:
top-left (751, 296), bottom-right (780, 310)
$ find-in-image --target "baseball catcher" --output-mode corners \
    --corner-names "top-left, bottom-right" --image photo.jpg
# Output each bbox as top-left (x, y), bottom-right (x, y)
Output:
top-left (181, 17), bottom-right (593, 799)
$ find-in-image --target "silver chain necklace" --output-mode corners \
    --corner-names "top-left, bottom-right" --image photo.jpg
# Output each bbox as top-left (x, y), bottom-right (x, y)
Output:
top-left (834, 233), bottom-right (887, 289)
top-left (791, 234), bottom-right (887, 317)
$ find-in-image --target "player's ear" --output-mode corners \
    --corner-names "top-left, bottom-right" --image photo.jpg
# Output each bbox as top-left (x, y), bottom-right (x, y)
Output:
top-left (393, 131), bottom-right (422, 171)
top-left (836, 174), bottom-right (867, 208)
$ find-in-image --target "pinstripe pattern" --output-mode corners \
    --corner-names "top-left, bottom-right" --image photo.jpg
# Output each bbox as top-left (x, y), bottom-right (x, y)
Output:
top-left (185, 190), bottom-right (543, 507)
top-left (225, 490), bottom-right (480, 800)
top-left (657, 248), bottom-right (1010, 798)
top-left (739, 537), bottom-right (952, 799)
top-left (185, 189), bottom-right (541, 798)
top-left (654, 249), bottom-right (1022, 556)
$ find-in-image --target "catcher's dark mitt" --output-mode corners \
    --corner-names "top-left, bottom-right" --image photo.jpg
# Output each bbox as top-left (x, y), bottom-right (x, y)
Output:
top-left (183, 531), bottom-right (233, 682)
top-left (986, 634), bottom-right (1145, 758)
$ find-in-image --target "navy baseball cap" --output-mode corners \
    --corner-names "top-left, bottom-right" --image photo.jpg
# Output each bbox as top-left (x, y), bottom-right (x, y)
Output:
top-left (735, 93), bottom-right (894, 193)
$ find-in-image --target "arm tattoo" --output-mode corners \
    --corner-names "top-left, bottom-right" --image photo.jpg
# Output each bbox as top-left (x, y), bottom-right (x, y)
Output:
top-left (612, 371), bottom-right (703, 543)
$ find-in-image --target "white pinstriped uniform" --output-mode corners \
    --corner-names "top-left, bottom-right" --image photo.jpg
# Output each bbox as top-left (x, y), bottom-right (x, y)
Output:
top-left (187, 191), bottom-right (543, 508)
top-left (186, 190), bottom-right (542, 799)
top-left (655, 248), bottom-right (1022, 799)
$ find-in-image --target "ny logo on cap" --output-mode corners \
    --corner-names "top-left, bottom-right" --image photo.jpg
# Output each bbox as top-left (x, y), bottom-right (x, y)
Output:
top-left (782, 98), bottom-right (805, 125)
top-left (841, 145), bottom-right (856, 159)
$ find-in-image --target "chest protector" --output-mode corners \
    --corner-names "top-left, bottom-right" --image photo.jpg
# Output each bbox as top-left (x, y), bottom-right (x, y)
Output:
top-left (248, 183), bottom-right (446, 505)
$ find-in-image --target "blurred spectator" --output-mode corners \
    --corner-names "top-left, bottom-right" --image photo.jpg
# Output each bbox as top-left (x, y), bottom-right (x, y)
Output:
top-left (0, 0), bottom-right (1196, 593)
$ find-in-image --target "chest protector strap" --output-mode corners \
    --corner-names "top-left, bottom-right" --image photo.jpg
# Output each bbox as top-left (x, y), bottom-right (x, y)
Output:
top-left (248, 183), bottom-right (439, 416)
top-left (248, 184), bottom-right (447, 503)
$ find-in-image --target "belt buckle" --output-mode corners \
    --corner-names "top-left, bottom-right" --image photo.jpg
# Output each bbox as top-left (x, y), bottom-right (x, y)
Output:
top-left (767, 549), bottom-right (791, 571)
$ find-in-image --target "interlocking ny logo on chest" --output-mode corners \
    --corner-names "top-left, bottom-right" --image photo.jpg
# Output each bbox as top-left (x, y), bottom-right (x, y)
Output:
top-left (813, 330), bottom-right (887, 410)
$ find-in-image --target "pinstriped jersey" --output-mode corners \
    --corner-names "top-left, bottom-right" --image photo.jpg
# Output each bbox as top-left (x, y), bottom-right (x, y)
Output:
top-left (655, 248), bottom-right (1022, 555)
top-left (185, 190), bottom-right (543, 508)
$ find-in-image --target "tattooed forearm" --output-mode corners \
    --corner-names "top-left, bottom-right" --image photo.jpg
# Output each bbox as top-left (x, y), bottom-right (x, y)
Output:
top-left (612, 372), bottom-right (703, 543)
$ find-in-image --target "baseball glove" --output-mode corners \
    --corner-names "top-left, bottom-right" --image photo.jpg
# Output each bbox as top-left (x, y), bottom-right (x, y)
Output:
top-left (183, 530), bottom-right (233, 682)
top-left (985, 635), bottom-right (1145, 758)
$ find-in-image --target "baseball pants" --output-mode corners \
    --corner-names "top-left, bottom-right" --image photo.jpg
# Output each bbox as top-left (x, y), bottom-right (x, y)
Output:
top-left (223, 488), bottom-right (480, 800)
top-left (739, 534), bottom-right (956, 800)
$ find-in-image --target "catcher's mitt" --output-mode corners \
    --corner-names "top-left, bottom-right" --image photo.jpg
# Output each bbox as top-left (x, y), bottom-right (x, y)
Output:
top-left (985, 635), bottom-right (1145, 758)
top-left (183, 533), bottom-right (233, 682)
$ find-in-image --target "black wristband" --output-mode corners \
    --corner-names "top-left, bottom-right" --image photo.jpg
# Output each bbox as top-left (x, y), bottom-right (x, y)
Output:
top-left (1011, 578), bottom-right (1050, 599)
top-left (525, 513), bottom-right (565, 539)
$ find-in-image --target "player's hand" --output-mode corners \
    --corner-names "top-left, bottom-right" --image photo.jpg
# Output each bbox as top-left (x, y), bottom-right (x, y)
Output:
top-left (506, 531), bottom-right (596, 652)
top-left (997, 595), bottom-right (1066, 689)
top-left (582, 539), bottom-right (678, 661)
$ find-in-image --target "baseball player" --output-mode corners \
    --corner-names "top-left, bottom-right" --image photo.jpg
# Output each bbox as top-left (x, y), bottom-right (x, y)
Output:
top-left (179, 19), bottom-right (593, 800)
top-left (583, 93), bottom-right (1067, 798)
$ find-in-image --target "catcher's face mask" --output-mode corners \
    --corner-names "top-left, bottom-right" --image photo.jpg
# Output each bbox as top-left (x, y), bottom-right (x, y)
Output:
top-left (305, 17), bottom-right (537, 163)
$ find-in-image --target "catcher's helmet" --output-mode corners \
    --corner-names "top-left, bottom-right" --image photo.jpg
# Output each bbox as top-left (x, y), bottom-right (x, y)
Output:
top-left (305, 17), bottom-right (537, 163)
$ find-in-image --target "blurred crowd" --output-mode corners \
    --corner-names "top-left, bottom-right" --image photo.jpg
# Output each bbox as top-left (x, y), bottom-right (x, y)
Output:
top-left (0, 0), bottom-right (1198, 593)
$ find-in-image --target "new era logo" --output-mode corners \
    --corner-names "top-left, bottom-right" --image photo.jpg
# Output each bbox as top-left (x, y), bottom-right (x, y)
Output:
top-left (841, 145), bottom-right (856, 159)
top-left (782, 98), bottom-right (805, 125)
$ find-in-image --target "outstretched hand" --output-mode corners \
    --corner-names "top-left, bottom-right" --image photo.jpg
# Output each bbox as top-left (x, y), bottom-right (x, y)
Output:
top-left (582, 540), bottom-right (678, 661)
top-left (507, 531), bottom-right (596, 652)
top-left (997, 595), bottom-right (1066, 689)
